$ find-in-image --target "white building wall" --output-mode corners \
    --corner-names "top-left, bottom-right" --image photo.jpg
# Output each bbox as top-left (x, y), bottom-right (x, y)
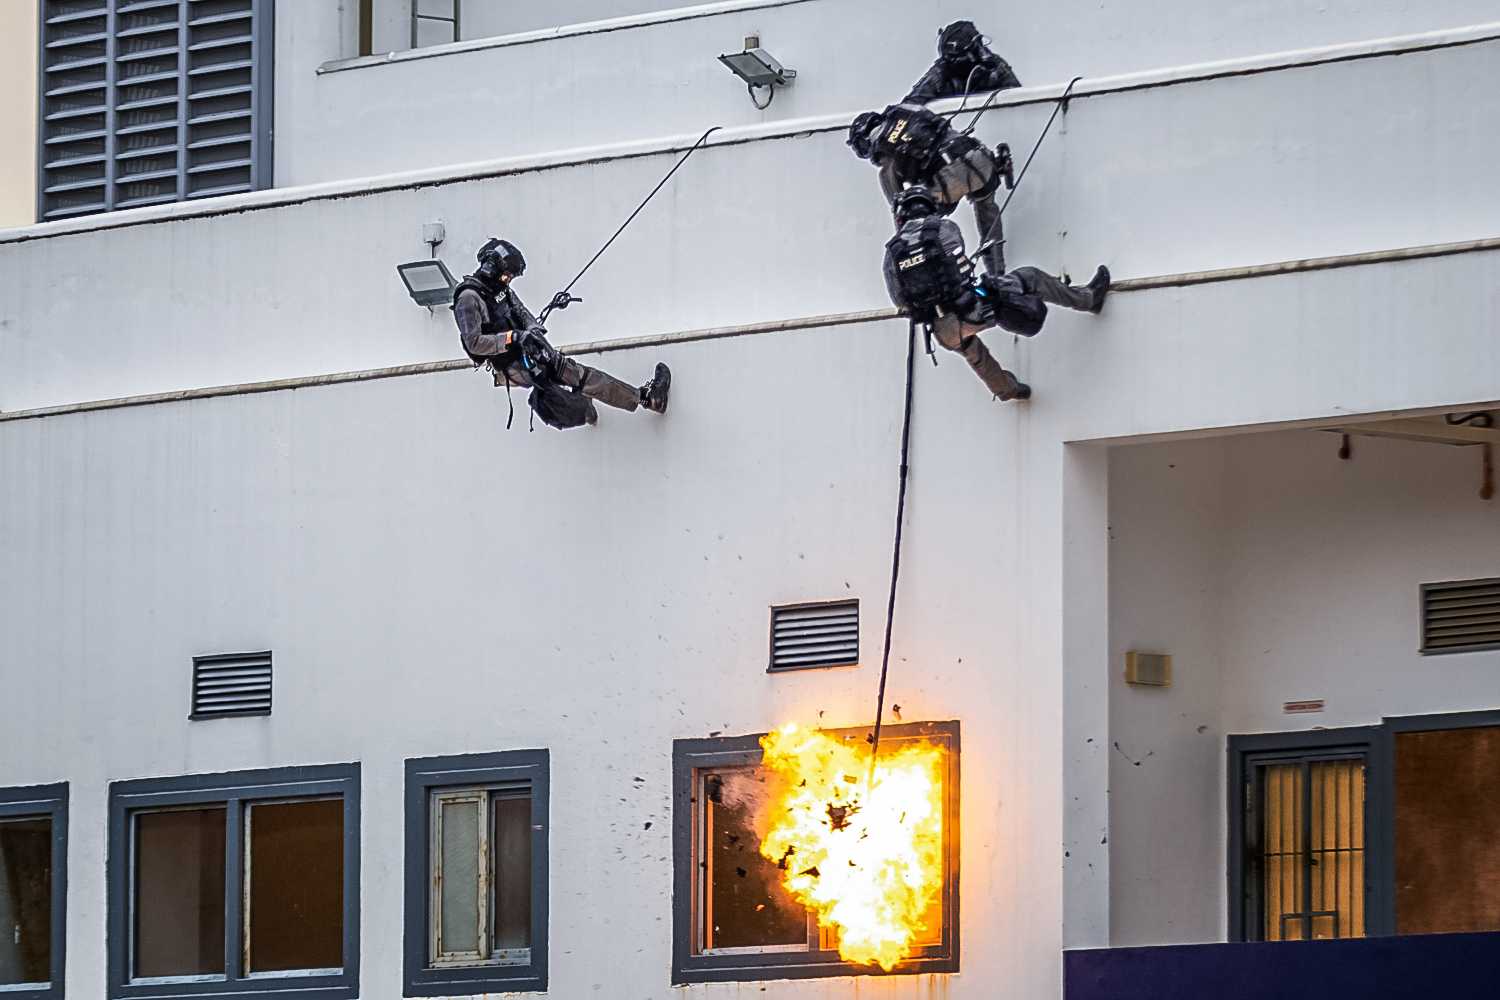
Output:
top-left (275, 0), bottom-right (1500, 186)
top-left (1108, 430), bottom-right (1500, 948)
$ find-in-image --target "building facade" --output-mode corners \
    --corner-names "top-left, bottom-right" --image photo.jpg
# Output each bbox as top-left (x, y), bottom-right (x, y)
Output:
top-left (2, 2), bottom-right (1499, 998)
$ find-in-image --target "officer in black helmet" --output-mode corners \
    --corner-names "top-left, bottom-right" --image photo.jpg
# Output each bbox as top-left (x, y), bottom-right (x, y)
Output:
top-left (882, 187), bottom-right (1110, 402)
top-left (453, 237), bottom-right (671, 427)
top-left (904, 20), bottom-right (1020, 105)
top-left (847, 105), bottom-right (1014, 276)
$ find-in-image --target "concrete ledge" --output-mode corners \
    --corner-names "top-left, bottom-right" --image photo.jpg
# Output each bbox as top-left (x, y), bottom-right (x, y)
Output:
top-left (4, 237), bottom-right (1496, 424)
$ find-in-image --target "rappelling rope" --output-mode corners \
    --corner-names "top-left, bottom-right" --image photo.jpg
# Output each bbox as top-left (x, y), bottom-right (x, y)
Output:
top-left (994, 76), bottom-right (1081, 218)
top-left (974, 75), bottom-right (1083, 256)
top-left (867, 320), bottom-right (919, 785)
top-left (538, 125), bottom-right (723, 323)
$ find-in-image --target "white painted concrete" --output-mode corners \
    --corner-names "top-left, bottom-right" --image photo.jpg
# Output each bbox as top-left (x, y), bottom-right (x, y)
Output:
top-left (276, 0), bottom-right (1500, 185)
top-left (1108, 430), bottom-right (1500, 948)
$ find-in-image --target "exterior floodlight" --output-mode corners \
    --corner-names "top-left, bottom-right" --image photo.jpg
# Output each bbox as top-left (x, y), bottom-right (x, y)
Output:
top-left (397, 259), bottom-right (457, 308)
top-left (719, 35), bottom-right (795, 108)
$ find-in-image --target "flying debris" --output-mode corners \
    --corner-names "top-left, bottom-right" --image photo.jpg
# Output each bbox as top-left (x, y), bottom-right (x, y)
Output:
top-left (757, 725), bottom-right (946, 971)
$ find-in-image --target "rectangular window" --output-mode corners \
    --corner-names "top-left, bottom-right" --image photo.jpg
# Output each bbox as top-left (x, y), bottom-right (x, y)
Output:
top-left (36, 0), bottom-right (275, 223)
top-left (404, 751), bottom-right (548, 996)
top-left (107, 765), bottom-right (359, 1000)
top-left (0, 784), bottom-right (67, 1000)
top-left (672, 722), bottom-right (959, 985)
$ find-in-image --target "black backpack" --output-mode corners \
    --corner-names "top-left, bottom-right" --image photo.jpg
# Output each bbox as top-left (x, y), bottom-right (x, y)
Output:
top-left (885, 218), bottom-right (969, 322)
top-left (876, 105), bottom-right (948, 176)
top-left (528, 380), bottom-right (595, 430)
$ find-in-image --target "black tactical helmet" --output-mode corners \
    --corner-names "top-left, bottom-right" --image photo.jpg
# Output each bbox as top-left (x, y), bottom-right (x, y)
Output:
top-left (893, 185), bottom-right (938, 222)
top-left (476, 237), bottom-right (526, 282)
top-left (846, 111), bottom-right (884, 160)
top-left (938, 20), bottom-right (984, 61)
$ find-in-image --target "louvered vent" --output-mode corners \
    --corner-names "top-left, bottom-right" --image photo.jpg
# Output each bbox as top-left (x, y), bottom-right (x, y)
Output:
top-left (38, 0), bottom-right (272, 222)
top-left (191, 650), bottom-right (272, 718)
top-left (1421, 579), bottom-right (1500, 655)
top-left (769, 600), bottom-right (859, 672)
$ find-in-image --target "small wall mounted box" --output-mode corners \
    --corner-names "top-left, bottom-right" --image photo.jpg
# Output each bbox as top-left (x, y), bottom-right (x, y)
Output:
top-left (1124, 651), bottom-right (1172, 687)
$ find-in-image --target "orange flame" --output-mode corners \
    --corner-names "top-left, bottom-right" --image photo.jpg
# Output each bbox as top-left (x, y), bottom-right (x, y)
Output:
top-left (757, 724), bottom-right (946, 970)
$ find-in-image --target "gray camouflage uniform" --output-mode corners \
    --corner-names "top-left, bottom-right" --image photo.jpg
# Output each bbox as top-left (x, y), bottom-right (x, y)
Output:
top-left (454, 285), bottom-right (641, 414)
top-left (882, 216), bottom-right (1098, 400)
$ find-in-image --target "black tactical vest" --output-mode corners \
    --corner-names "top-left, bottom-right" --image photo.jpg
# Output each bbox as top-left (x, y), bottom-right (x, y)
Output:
top-left (876, 105), bottom-right (948, 176)
top-left (453, 277), bottom-right (521, 368)
top-left (885, 218), bottom-right (971, 322)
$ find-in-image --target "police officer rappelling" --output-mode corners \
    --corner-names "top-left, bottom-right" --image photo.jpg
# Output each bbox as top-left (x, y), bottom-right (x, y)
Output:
top-left (848, 102), bottom-right (1014, 277)
top-left (454, 238), bottom-right (671, 429)
top-left (882, 186), bottom-right (1110, 402)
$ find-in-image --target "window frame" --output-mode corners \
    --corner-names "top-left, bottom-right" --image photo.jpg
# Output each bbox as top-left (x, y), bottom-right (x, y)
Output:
top-left (0, 783), bottom-right (68, 1000)
top-left (403, 750), bottom-right (549, 997)
top-left (671, 721), bottom-right (960, 985)
top-left (106, 764), bottom-right (360, 1000)
top-left (1226, 728), bottom-right (1377, 943)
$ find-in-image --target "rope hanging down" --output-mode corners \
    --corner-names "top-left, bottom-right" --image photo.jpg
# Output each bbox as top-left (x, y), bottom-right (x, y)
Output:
top-left (867, 320), bottom-right (919, 784)
top-left (539, 125), bottom-right (723, 323)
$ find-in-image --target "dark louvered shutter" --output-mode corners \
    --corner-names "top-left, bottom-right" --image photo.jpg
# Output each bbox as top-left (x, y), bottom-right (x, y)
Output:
top-left (192, 650), bottom-right (273, 718)
top-left (1420, 579), bottom-right (1500, 655)
top-left (769, 600), bottom-right (860, 672)
top-left (38, 0), bottom-right (273, 222)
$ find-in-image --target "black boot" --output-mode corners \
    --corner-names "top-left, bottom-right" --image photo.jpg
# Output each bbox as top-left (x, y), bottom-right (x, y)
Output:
top-left (1087, 265), bottom-right (1111, 313)
top-left (640, 363), bottom-right (671, 414)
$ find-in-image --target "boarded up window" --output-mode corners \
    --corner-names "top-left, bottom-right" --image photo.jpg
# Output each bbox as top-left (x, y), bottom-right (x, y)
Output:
top-left (1395, 726), bottom-right (1500, 934)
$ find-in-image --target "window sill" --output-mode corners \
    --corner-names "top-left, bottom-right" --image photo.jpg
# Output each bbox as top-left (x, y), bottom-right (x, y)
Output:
top-left (113, 981), bottom-right (355, 1000)
top-left (673, 951), bottom-right (959, 985)
top-left (316, 0), bottom-right (819, 75)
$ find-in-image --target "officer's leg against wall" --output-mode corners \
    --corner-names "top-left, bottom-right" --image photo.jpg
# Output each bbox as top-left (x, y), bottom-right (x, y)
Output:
top-left (930, 315), bottom-right (1025, 400)
top-left (556, 357), bottom-right (641, 411)
top-left (1012, 266), bottom-right (1095, 312)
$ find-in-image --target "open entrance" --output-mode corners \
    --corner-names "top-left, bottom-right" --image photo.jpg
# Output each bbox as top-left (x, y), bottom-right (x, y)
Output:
top-left (1103, 410), bottom-right (1500, 947)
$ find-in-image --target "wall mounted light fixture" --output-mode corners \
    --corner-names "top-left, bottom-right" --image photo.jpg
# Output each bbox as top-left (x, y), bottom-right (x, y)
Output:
top-left (719, 35), bottom-right (796, 109)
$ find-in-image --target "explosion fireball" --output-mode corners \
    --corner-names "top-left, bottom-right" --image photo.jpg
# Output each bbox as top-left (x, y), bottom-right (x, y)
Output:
top-left (757, 724), bottom-right (947, 970)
